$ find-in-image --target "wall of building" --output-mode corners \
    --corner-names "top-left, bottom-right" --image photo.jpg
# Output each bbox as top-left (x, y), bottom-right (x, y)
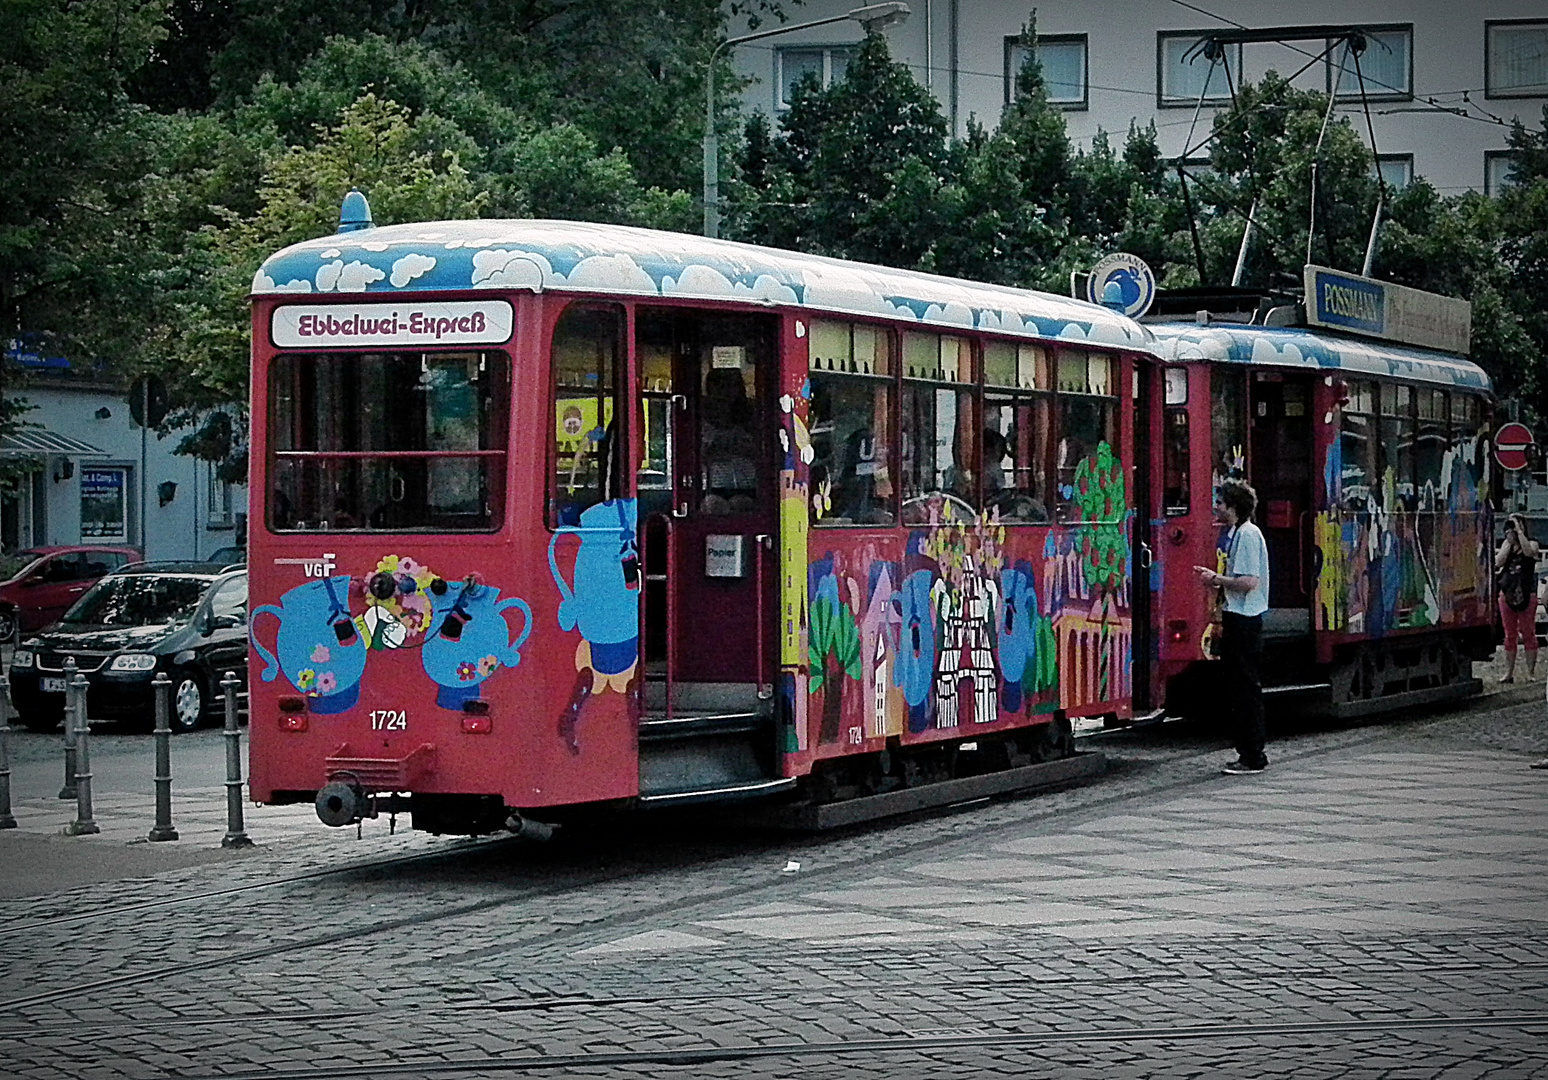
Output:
top-left (728, 1), bottom-right (1548, 196)
top-left (6, 384), bottom-right (246, 561)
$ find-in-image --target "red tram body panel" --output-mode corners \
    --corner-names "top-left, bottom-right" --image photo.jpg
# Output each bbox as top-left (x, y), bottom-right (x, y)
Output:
top-left (247, 220), bottom-right (1155, 827)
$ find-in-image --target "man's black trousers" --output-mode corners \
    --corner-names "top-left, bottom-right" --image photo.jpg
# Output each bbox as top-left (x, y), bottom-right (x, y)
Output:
top-left (1220, 611), bottom-right (1267, 768)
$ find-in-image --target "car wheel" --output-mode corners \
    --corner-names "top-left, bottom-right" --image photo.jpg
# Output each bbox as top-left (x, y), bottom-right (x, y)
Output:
top-left (0, 610), bottom-right (16, 644)
top-left (13, 712), bottom-right (60, 733)
top-left (171, 672), bottom-right (205, 733)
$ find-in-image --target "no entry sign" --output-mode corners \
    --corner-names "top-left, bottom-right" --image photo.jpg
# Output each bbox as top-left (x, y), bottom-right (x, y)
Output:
top-left (1495, 422), bottom-right (1535, 471)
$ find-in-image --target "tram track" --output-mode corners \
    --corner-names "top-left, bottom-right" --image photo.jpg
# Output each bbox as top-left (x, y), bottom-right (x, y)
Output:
top-left (2, 690), bottom-right (1531, 1020)
top-left (139, 1011), bottom-right (1548, 1079)
top-left (5, 949), bottom-right (1548, 1037)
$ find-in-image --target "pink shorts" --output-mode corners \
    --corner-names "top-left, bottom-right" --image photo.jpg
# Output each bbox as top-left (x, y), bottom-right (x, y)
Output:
top-left (1499, 592), bottom-right (1539, 653)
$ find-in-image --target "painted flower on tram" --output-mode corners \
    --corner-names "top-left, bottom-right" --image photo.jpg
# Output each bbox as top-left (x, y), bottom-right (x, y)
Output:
top-left (457, 660), bottom-right (478, 682)
top-left (316, 672), bottom-right (338, 694)
top-left (477, 654), bottom-right (499, 677)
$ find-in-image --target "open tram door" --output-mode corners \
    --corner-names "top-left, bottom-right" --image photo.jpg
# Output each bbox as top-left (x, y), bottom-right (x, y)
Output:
top-left (1241, 369), bottom-right (1319, 683)
top-left (632, 308), bottom-right (786, 802)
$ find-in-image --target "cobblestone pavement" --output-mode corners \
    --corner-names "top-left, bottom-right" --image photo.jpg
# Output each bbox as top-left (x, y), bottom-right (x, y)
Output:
top-left (1, 688), bottom-right (1546, 1079)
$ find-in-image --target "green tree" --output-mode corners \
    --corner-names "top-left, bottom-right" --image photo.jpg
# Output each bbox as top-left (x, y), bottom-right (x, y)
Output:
top-left (731, 31), bottom-right (950, 266)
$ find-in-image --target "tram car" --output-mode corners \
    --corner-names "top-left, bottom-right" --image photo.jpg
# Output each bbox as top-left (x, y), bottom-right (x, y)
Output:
top-left (1145, 295), bottom-right (1495, 720)
top-left (246, 199), bottom-right (1157, 834)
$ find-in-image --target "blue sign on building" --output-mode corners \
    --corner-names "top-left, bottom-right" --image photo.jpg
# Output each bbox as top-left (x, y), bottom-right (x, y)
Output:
top-left (1309, 268), bottom-right (1385, 336)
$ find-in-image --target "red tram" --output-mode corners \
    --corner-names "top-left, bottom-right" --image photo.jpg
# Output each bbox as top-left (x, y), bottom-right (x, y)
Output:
top-left (246, 202), bottom-right (1493, 835)
top-left (247, 206), bottom-right (1156, 832)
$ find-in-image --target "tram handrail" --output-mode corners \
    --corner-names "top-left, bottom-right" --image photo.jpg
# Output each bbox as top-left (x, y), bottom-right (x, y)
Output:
top-left (645, 512), bottom-right (677, 725)
top-left (755, 534), bottom-right (772, 701)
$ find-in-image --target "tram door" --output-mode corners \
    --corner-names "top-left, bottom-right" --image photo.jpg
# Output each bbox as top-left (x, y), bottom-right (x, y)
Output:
top-left (636, 309), bottom-right (778, 688)
top-left (1248, 372), bottom-right (1316, 619)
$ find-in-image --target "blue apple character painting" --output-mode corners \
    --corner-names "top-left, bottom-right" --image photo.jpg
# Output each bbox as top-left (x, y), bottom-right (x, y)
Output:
top-left (548, 498), bottom-right (640, 752)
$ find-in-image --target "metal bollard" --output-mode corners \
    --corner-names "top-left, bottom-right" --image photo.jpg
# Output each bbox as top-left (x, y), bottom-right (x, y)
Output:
top-left (58, 657), bottom-right (78, 800)
top-left (64, 672), bottom-right (98, 835)
top-left (148, 673), bottom-right (178, 842)
top-left (0, 677), bottom-right (16, 829)
top-left (220, 671), bottom-right (252, 849)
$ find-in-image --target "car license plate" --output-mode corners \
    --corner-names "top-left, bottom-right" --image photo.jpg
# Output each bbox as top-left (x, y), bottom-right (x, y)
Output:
top-left (40, 677), bottom-right (66, 693)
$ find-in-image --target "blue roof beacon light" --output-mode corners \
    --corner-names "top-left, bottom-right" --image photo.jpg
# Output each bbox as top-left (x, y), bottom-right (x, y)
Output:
top-left (338, 189), bottom-right (374, 233)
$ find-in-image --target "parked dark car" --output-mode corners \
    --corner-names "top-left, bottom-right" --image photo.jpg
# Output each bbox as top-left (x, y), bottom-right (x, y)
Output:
top-left (205, 544), bottom-right (246, 569)
top-left (8, 564), bottom-right (247, 732)
top-left (0, 546), bottom-right (142, 643)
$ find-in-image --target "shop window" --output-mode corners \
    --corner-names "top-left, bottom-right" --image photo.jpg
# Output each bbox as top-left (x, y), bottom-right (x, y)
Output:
top-left (81, 467), bottom-right (130, 542)
top-left (548, 306), bottom-right (622, 528)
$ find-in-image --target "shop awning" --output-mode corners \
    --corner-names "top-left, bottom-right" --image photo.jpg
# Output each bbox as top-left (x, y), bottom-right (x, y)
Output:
top-left (0, 429), bottom-right (108, 457)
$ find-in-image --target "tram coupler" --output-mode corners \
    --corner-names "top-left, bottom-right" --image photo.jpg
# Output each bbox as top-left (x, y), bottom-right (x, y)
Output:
top-left (315, 779), bottom-right (373, 827)
top-left (504, 812), bottom-right (555, 843)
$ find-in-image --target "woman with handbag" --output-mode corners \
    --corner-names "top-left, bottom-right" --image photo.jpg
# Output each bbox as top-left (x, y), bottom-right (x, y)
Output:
top-left (1495, 513), bottom-right (1540, 683)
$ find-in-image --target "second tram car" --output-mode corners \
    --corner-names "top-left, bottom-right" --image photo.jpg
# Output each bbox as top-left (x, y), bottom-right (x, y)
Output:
top-left (247, 209), bottom-right (1156, 833)
top-left (1147, 318), bottom-right (1495, 718)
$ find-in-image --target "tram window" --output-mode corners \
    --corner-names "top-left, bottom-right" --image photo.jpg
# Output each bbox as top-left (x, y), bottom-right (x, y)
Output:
top-left (1163, 406), bottom-right (1190, 515)
top-left (1055, 390), bottom-right (1117, 522)
top-left (1211, 370), bottom-right (1247, 486)
top-left (1416, 390), bottom-right (1448, 505)
top-left (268, 351), bottom-right (508, 532)
top-left (1340, 379), bottom-right (1376, 511)
top-left (983, 393), bottom-right (1051, 523)
top-left (900, 332), bottom-right (975, 523)
top-left (810, 321), bottom-right (894, 526)
top-left (550, 305), bottom-right (623, 528)
top-left (1379, 383), bottom-right (1416, 510)
top-left (984, 341), bottom-right (1046, 390)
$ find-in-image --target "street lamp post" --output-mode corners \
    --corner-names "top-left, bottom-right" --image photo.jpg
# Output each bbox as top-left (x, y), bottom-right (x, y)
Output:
top-left (703, 2), bottom-right (910, 238)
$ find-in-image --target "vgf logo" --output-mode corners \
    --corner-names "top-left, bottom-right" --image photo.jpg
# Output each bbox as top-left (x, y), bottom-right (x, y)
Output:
top-left (274, 552), bottom-right (337, 577)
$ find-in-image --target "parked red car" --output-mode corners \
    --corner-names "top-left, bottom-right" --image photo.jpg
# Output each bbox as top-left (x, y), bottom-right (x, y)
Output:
top-left (0, 546), bottom-right (141, 642)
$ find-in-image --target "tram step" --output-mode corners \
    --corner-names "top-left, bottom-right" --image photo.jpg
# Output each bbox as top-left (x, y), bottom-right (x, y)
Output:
top-left (639, 710), bottom-right (768, 741)
top-left (638, 777), bottom-right (797, 807)
top-left (642, 679), bottom-right (760, 713)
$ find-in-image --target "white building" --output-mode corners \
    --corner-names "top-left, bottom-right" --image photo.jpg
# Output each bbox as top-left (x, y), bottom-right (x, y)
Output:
top-left (0, 364), bottom-right (246, 562)
top-left (728, 1), bottom-right (1548, 196)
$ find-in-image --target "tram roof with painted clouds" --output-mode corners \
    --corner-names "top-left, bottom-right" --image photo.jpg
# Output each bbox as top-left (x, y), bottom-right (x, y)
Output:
top-left (252, 218), bottom-right (1153, 352)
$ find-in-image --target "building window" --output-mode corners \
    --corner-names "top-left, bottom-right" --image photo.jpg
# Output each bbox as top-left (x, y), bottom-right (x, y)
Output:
top-left (808, 320), bottom-right (894, 527)
top-left (206, 462), bottom-right (233, 526)
top-left (1375, 154), bottom-right (1413, 192)
top-left (1486, 151), bottom-right (1518, 195)
top-left (1157, 32), bottom-right (1241, 107)
top-left (80, 466), bottom-right (130, 542)
top-left (1487, 20), bottom-right (1548, 98)
top-left (1004, 35), bottom-right (1088, 108)
top-left (775, 46), bottom-right (855, 109)
top-left (1329, 27), bottom-right (1412, 101)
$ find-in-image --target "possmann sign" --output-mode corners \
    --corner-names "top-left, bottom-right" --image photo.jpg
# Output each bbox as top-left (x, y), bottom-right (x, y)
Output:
top-left (271, 300), bottom-right (514, 349)
top-left (1304, 266), bottom-right (1472, 355)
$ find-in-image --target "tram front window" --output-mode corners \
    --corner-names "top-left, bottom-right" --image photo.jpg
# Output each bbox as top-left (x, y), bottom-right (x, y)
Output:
top-left (269, 351), bottom-right (508, 532)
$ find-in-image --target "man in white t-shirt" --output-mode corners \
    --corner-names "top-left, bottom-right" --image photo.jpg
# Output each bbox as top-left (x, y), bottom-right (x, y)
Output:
top-left (1194, 479), bottom-right (1270, 774)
